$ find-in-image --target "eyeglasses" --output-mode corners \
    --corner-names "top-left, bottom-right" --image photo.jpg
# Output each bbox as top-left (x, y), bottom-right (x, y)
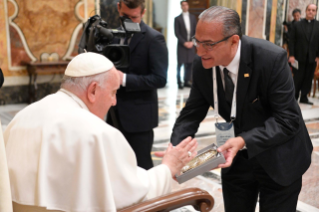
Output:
top-left (192, 35), bottom-right (235, 51)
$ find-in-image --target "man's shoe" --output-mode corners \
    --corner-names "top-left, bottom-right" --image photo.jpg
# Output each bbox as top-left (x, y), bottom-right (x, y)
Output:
top-left (300, 100), bottom-right (313, 105)
top-left (178, 84), bottom-right (184, 89)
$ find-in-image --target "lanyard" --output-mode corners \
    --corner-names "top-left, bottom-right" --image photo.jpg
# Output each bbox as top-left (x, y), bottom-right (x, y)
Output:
top-left (212, 67), bottom-right (237, 122)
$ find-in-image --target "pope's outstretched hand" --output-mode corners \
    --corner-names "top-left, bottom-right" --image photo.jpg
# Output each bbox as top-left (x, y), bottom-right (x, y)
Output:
top-left (156, 137), bottom-right (197, 177)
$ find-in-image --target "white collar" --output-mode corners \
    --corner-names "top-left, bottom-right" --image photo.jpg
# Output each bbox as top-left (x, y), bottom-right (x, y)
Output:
top-left (59, 88), bottom-right (89, 111)
top-left (219, 39), bottom-right (241, 75)
top-left (182, 11), bottom-right (189, 16)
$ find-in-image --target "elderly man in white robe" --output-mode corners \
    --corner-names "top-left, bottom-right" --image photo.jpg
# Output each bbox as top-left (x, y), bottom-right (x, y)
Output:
top-left (4, 52), bottom-right (197, 212)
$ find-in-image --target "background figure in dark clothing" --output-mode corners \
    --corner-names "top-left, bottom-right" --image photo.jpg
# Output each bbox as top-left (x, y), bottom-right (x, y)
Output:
top-left (291, 8), bottom-right (301, 24)
top-left (107, 0), bottom-right (168, 170)
top-left (0, 68), bottom-right (4, 88)
top-left (289, 4), bottom-right (319, 105)
top-left (174, 1), bottom-right (197, 89)
top-left (283, 8), bottom-right (301, 50)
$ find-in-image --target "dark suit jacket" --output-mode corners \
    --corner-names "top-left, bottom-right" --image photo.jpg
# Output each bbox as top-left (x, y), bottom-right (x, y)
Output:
top-left (289, 18), bottom-right (319, 63)
top-left (174, 13), bottom-right (197, 63)
top-left (171, 35), bottom-right (313, 186)
top-left (0, 68), bottom-right (4, 88)
top-left (110, 21), bottom-right (168, 133)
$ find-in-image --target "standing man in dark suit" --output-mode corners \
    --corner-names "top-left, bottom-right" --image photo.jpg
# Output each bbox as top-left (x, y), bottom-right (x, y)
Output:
top-left (174, 1), bottom-right (197, 89)
top-left (291, 8), bottom-right (301, 24)
top-left (283, 9), bottom-right (301, 50)
top-left (107, 0), bottom-right (168, 170)
top-left (289, 4), bottom-right (319, 105)
top-left (171, 6), bottom-right (313, 211)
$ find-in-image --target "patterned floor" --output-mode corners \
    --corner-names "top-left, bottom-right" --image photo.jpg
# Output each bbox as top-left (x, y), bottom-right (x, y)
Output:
top-left (1, 85), bottom-right (318, 212)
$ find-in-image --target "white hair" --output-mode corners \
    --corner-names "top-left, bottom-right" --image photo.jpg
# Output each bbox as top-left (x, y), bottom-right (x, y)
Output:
top-left (199, 6), bottom-right (242, 38)
top-left (60, 71), bottom-right (111, 94)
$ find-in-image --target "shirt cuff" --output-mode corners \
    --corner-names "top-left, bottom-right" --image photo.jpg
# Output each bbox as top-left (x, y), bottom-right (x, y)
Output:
top-left (240, 145), bottom-right (247, 150)
top-left (122, 73), bottom-right (126, 87)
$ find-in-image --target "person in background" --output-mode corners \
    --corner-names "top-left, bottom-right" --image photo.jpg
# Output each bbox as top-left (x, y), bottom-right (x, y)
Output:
top-left (289, 4), bottom-right (319, 105)
top-left (4, 53), bottom-right (197, 212)
top-left (292, 8), bottom-right (301, 24)
top-left (174, 0), bottom-right (197, 89)
top-left (0, 68), bottom-right (4, 88)
top-left (107, 0), bottom-right (168, 170)
top-left (282, 8), bottom-right (301, 52)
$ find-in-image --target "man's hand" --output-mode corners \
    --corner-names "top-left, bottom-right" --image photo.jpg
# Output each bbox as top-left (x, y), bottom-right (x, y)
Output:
top-left (217, 136), bottom-right (245, 168)
top-left (315, 57), bottom-right (319, 67)
top-left (117, 70), bottom-right (124, 85)
top-left (288, 56), bottom-right (295, 64)
top-left (160, 137), bottom-right (197, 177)
top-left (187, 42), bottom-right (194, 48)
top-left (184, 42), bottom-right (193, 49)
top-left (284, 25), bottom-right (288, 33)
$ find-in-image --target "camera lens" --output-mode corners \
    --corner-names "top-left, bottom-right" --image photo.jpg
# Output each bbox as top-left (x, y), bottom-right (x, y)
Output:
top-left (103, 45), bottom-right (130, 69)
top-left (107, 47), bottom-right (123, 65)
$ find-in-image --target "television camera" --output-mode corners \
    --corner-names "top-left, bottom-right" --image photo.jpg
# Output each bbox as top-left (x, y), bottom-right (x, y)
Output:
top-left (78, 15), bottom-right (141, 68)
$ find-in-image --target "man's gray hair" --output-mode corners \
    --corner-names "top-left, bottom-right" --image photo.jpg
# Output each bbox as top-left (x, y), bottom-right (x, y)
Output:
top-left (60, 71), bottom-right (110, 93)
top-left (199, 6), bottom-right (242, 38)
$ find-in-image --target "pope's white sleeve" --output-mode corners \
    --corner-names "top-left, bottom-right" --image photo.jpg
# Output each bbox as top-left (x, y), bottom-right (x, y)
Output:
top-left (140, 164), bottom-right (172, 199)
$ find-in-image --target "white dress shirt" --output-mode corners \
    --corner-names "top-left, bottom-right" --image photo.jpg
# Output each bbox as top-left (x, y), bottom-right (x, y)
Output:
top-left (120, 34), bottom-right (134, 87)
top-left (182, 12), bottom-right (191, 41)
top-left (219, 40), bottom-right (241, 91)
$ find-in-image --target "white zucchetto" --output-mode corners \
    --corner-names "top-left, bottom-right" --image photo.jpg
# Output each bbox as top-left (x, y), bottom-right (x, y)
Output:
top-left (65, 52), bottom-right (114, 77)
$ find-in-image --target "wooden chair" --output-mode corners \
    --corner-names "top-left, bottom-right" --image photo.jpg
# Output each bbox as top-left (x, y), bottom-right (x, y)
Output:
top-left (119, 188), bottom-right (215, 212)
top-left (13, 188), bottom-right (215, 212)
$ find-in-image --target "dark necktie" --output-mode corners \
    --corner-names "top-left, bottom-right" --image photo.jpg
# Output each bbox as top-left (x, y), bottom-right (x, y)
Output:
top-left (224, 68), bottom-right (234, 106)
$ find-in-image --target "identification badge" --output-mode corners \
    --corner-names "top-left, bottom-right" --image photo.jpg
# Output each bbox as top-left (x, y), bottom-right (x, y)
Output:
top-left (215, 122), bottom-right (235, 147)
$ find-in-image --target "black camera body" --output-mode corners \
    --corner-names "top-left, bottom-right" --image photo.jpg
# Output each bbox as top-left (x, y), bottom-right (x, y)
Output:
top-left (78, 15), bottom-right (141, 69)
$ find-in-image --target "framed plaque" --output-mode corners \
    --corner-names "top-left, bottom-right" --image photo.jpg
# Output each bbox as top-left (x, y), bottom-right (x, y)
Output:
top-left (176, 143), bottom-right (225, 184)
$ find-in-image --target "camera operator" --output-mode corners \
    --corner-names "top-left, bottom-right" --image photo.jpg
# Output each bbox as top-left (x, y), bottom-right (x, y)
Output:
top-left (107, 0), bottom-right (168, 170)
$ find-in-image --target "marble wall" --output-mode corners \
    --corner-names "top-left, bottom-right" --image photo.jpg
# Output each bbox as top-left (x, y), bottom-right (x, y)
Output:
top-left (274, 0), bottom-right (285, 46)
top-left (100, 0), bottom-right (121, 29)
top-left (247, 0), bottom-right (266, 39)
top-left (4, 0), bottom-right (86, 71)
top-left (0, 0), bottom-right (318, 104)
top-left (0, 0), bottom-right (95, 76)
top-left (240, 0), bottom-right (248, 35)
top-left (0, 0), bottom-right (95, 103)
top-left (212, 0), bottom-right (318, 46)
top-left (1, 0), bottom-right (318, 78)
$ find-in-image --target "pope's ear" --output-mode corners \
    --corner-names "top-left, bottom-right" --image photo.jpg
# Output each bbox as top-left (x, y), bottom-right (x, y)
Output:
top-left (87, 82), bottom-right (98, 103)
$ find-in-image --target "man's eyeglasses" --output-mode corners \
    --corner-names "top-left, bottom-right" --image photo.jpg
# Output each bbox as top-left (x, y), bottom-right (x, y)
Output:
top-left (192, 35), bottom-right (235, 51)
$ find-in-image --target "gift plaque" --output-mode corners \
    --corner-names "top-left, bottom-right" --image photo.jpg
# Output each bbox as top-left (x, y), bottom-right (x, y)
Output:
top-left (176, 143), bottom-right (225, 184)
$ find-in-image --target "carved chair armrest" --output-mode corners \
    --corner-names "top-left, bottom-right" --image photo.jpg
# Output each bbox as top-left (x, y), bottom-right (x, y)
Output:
top-left (118, 187), bottom-right (214, 212)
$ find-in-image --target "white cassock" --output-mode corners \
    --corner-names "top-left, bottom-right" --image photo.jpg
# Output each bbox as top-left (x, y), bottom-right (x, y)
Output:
top-left (4, 89), bottom-right (172, 212)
